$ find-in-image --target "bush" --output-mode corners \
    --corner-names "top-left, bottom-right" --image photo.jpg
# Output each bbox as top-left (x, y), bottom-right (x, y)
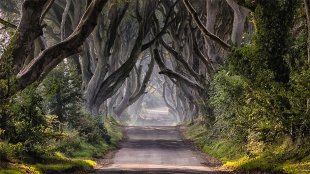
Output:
top-left (57, 117), bottom-right (122, 158)
top-left (0, 142), bottom-right (23, 162)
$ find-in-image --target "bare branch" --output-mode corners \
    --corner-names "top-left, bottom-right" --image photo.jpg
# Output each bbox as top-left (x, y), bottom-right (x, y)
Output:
top-left (40, 0), bottom-right (56, 24)
top-left (153, 48), bottom-right (204, 91)
top-left (141, 0), bottom-right (179, 51)
top-left (160, 38), bottom-right (202, 83)
top-left (0, 18), bottom-right (17, 29)
top-left (61, 0), bottom-right (71, 40)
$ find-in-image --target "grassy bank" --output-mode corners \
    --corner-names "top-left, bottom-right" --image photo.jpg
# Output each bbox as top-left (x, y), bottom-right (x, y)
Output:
top-left (184, 123), bottom-right (310, 174)
top-left (0, 117), bottom-right (123, 174)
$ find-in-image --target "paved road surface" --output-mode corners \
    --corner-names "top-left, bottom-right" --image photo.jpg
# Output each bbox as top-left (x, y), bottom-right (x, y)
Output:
top-left (94, 126), bottom-right (230, 174)
top-left (132, 107), bottom-right (177, 126)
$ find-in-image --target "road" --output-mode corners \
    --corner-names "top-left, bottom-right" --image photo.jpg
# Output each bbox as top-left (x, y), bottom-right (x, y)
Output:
top-left (131, 107), bottom-right (177, 126)
top-left (94, 126), bottom-right (230, 174)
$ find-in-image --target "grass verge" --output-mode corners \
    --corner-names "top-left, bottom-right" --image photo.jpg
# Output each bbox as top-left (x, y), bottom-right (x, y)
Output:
top-left (184, 123), bottom-right (310, 174)
top-left (0, 117), bottom-right (123, 174)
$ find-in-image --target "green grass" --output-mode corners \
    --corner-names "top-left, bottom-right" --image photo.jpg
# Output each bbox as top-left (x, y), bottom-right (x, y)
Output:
top-left (0, 170), bottom-right (22, 174)
top-left (33, 117), bottom-right (123, 174)
top-left (35, 152), bottom-right (95, 170)
top-left (223, 154), bottom-right (310, 173)
top-left (184, 122), bottom-right (208, 147)
top-left (105, 116), bottom-right (123, 145)
top-left (0, 163), bottom-right (40, 174)
top-left (184, 123), bottom-right (310, 174)
top-left (34, 158), bottom-right (95, 173)
top-left (280, 162), bottom-right (310, 174)
top-left (62, 140), bottom-right (110, 158)
top-left (202, 140), bottom-right (245, 162)
top-left (0, 156), bottom-right (96, 174)
top-left (184, 123), bottom-right (245, 162)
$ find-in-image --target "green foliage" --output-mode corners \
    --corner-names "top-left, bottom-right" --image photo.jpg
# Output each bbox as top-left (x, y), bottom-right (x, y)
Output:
top-left (0, 163), bottom-right (40, 174)
top-left (0, 58), bottom-right (123, 173)
top-left (40, 62), bottom-right (82, 123)
top-left (73, 111), bottom-right (110, 144)
top-left (192, 1), bottom-right (310, 173)
top-left (104, 116), bottom-right (123, 145)
top-left (57, 116), bottom-right (122, 158)
top-left (0, 32), bottom-right (19, 99)
top-left (40, 62), bottom-right (112, 143)
top-left (57, 133), bottom-right (109, 158)
top-left (223, 138), bottom-right (310, 173)
top-left (253, 0), bottom-right (297, 83)
top-left (1, 86), bottom-right (60, 161)
top-left (0, 85), bottom-right (60, 163)
top-left (184, 123), bottom-right (245, 162)
top-left (185, 123), bottom-right (310, 173)
top-left (210, 70), bottom-right (249, 141)
top-left (208, 0), bottom-right (308, 149)
top-left (0, 116), bottom-right (122, 174)
top-left (0, 142), bottom-right (23, 162)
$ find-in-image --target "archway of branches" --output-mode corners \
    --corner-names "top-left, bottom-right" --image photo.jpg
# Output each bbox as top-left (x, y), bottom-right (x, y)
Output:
top-left (2, 2), bottom-right (310, 172)
top-left (0, 0), bottom-right (256, 126)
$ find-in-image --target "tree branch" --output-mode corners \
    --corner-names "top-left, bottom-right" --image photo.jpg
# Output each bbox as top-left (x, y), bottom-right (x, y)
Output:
top-left (305, 0), bottom-right (310, 66)
top-left (0, 18), bottom-right (17, 29)
top-left (0, 0), bottom-right (49, 78)
top-left (153, 48), bottom-right (204, 91)
top-left (183, 0), bottom-right (232, 50)
top-left (160, 38), bottom-right (202, 83)
top-left (40, 0), bottom-right (56, 24)
top-left (141, 0), bottom-right (179, 51)
top-left (129, 56), bottom-right (154, 103)
top-left (16, 0), bottom-right (109, 91)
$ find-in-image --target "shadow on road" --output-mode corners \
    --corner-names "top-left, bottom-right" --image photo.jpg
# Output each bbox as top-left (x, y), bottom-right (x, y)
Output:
top-left (93, 108), bottom-right (232, 174)
top-left (93, 168), bottom-right (231, 174)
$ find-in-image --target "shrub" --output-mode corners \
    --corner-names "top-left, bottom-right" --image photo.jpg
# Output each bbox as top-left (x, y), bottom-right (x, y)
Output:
top-left (0, 142), bottom-right (23, 162)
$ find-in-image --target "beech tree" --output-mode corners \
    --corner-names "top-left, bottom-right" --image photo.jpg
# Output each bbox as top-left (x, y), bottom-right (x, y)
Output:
top-left (0, 0), bottom-right (109, 99)
top-left (1, 0), bottom-right (308, 134)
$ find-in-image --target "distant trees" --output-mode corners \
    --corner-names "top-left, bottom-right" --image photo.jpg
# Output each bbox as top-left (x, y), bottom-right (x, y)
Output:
top-left (151, 0), bottom-right (250, 123)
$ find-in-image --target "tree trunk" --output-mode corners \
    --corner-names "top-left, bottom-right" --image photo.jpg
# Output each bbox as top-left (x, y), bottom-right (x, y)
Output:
top-left (226, 0), bottom-right (249, 46)
top-left (304, 0), bottom-right (310, 112)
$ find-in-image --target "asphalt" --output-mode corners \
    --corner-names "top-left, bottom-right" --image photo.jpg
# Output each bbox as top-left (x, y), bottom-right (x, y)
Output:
top-left (93, 126), bottom-right (230, 174)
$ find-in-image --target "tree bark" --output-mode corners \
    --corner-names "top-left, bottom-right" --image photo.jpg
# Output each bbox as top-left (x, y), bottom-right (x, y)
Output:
top-left (305, 0), bottom-right (310, 66)
top-left (113, 55), bottom-right (154, 116)
top-left (153, 48), bottom-right (204, 91)
top-left (304, 0), bottom-right (310, 113)
top-left (89, 0), bottom-right (159, 114)
top-left (183, 0), bottom-right (232, 50)
top-left (15, 0), bottom-right (109, 93)
top-left (226, 0), bottom-right (249, 46)
top-left (0, 0), bottom-right (49, 78)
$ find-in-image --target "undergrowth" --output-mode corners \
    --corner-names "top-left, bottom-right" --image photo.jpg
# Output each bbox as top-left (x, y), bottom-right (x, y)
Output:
top-left (0, 117), bottom-right (123, 174)
top-left (184, 123), bottom-right (310, 174)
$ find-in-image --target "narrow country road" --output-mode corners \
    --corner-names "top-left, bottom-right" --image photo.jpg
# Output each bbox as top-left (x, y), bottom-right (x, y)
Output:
top-left (93, 126), bottom-right (231, 174)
